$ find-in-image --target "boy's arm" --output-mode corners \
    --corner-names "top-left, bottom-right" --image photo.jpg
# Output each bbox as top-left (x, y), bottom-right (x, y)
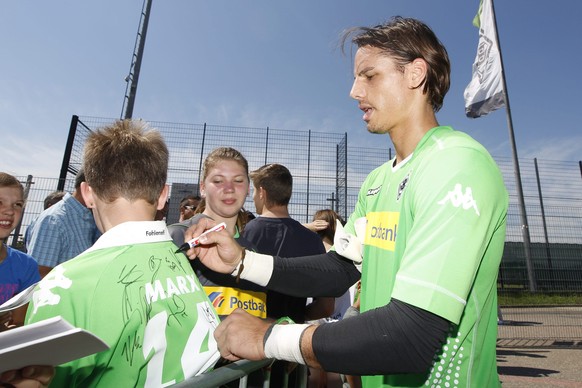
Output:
top-left (11, 304), bottom-right (29, 327)
top-left (25, 278), bottom-right (92, 387)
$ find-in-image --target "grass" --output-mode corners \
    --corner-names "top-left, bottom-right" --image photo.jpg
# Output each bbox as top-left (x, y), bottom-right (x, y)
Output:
top-left (499, 292), bottom-right (582, 306)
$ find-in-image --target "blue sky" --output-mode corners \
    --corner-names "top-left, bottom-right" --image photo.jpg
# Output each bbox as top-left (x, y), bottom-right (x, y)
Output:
top-left (2, 0), bottom-right (580, 178)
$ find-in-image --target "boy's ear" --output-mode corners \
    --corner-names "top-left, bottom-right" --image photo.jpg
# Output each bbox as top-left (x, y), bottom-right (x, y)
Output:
top-left (156, 184), bottom-right (170, 210)
top-left (80, 182), bottom-right (94, 208)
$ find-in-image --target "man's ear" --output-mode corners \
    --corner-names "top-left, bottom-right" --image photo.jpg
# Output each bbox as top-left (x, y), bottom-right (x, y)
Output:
top-left (156, 184), bottom-right (170, 210)
top-left (80, 181), bottom-right (94, 208)
top-left (408, 58), bottom-right (428, 89)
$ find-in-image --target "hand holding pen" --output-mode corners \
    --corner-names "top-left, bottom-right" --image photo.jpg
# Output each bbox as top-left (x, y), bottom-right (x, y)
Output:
top-left (175, 222), bottom-right (227, 253)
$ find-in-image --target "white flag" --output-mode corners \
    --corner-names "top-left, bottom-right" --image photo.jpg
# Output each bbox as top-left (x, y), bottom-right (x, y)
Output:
top-left (464, 0), bottom-right (505, 118)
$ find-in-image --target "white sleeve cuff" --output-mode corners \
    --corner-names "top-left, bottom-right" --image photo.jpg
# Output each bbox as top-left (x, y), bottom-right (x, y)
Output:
top-left (333, 219), bottom-right (364, 265)
top-left (264, 323), bottom-right (310, 364)
top-left (230, 250), bottom-right (274, 286)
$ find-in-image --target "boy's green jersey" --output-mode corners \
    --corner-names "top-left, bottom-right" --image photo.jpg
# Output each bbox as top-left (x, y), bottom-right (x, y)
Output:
top-left (345, 127), bottom-right (508, 387)
top-left (26, 221), bottom-right (220, 387)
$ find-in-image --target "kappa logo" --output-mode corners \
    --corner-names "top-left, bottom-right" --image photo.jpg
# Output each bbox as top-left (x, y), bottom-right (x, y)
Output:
top-left (397, 173), bottom-right (410, 201)
top-left (32, 266), bottom-right (72, 313)
top-left (437, 183), bottom-right (480, 216)
top-left (366, 185), bottom-right (382, 196)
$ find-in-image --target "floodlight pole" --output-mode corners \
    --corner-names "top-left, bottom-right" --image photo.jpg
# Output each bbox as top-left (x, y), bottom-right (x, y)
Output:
top-left (121, 0), bottom-right (152, 119)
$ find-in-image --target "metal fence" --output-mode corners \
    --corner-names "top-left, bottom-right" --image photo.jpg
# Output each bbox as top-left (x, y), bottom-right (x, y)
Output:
top-left (8, 115), bottom-right (582, 342)
top-left (56, 115), bottom-right (350, 226)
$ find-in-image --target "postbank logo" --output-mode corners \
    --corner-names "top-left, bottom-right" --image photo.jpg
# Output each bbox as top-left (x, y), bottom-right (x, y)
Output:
top-left (207, 291), bottom-right (226, 308)
top-left (204, 287), bottom-right (267, 318)
top-left (365, 212), bottom-right (399, 251)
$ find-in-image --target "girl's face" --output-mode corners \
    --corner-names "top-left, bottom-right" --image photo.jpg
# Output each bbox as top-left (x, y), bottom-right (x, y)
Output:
top-left (0, 186), bottom-right (24, 241)
top-left (200, 160), bottom-right (249, 221)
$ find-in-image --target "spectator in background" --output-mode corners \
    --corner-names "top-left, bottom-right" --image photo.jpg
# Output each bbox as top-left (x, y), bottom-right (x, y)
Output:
top-left (25, 168), bottom-right (100, 278)
top-left (243, 163), bottom-right (334, 388)
top-left (0, 172), bottom-right (40, 328)
top-left (306, 209), bottom-right (361, 388)
top-left (24, 191), bottom-right (66, 249)
top-left (305, 209), bottom-right (357, 322)
top-left (244, 164), bottom-right (333, 323)
top-left (178, 194), bottom-right (201, 222)
top-left (25, 120), bottom-right (220, 386)
top-left (242, 207), bottom-right (256, 224)
top-left (42, 191), bottom-right (65, 210)
top-left (154, 197), bottom-right (170, 221)
top-left (168, 147), bottom-right (265, 320)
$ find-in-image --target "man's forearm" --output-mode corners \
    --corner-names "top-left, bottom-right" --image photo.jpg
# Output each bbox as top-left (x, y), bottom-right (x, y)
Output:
top-left (237, 250), bottom-right (360, 298)
top-left (299, 325), bottom-right (322, 369)
top-left (311, 299), bottom-right (450, 375)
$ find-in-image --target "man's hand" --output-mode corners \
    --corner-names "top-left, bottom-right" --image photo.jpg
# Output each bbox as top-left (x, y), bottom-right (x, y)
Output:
top-left (184, 217), bottom-right (244, 274)
top-left (214, 308), bottom-right (271, 361)
top-left (0, 366), bottom-right (55, 388)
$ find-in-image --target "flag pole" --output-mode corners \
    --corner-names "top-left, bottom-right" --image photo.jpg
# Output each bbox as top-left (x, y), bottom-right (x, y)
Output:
top-left (490, 0), bottom-right (537, 291)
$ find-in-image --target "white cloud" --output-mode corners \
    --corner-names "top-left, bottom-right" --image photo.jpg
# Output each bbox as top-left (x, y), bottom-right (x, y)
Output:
top-left (3, 137), bottom-right (63, 178)
top-left (521, 135), bottom-right (582, 162)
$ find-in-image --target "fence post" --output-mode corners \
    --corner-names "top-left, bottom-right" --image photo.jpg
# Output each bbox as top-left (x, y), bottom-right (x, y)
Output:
top-left (264, 126), bottom-right (269, 165)
top-left (196, 123), bottom-right (207, 195)
top-left (534, 158), bottom-right (553, 289)
top-left (58, 115), bottom-right (79, 191)
top-left (306, 130), bottom-right (311, 223)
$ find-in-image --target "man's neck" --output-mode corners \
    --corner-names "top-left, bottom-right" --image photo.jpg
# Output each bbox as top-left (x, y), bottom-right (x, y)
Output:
top-left (72, 189), bottom-right (87, 207)
top-left (259, 205), bottom-right (290, 219)
top-left (390, 112), bottom-right (438, 164)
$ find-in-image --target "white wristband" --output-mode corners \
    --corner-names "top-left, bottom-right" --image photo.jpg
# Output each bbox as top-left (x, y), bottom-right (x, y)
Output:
top-left (230, 250), bottom-right (274, 286)
top-left (263, 324), bottom-right (310, 364)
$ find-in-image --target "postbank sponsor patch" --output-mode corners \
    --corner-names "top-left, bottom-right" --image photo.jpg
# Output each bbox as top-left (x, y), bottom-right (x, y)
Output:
top-left (365, 212), bottom-right (399, 251)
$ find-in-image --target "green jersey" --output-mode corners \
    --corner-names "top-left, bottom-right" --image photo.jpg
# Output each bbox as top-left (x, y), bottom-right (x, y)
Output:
top-left (345, 127), bottom-right (507, 387)
top-left (26, 221), bottom-right (220, 387)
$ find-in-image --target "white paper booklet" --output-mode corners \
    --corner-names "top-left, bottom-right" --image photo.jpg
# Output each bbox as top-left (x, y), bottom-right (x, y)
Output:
top-left (0, 316), bottom-right (109, 373)
top-left (0, 282), bottom-right (38, 313)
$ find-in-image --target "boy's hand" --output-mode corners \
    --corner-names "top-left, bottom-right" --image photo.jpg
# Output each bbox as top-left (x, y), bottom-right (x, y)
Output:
top-left (0, 311), bottom-right (12, 331)
top-left (0, 366), bottom-right (55, 388)
top-left (184, 218), bottom-right (245, 274)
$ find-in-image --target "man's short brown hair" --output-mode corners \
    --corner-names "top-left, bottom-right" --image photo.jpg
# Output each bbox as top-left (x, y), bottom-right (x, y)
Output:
top-left (249, 163), bottom-right (292, 207)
